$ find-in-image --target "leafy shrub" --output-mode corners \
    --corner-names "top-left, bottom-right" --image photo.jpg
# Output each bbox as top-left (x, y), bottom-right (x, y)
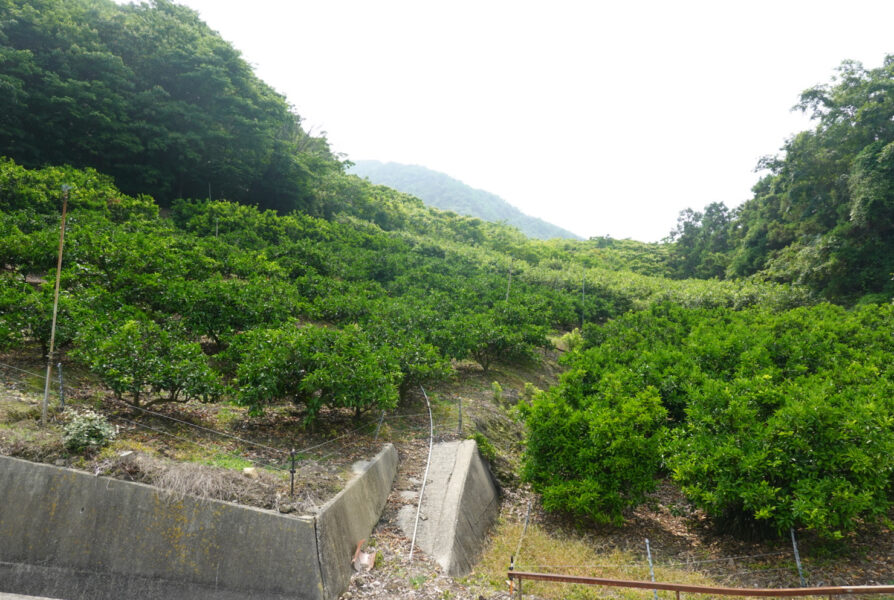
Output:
top-left (0, 276), bottom-right (30, 349)
top-left (229, 323), bottom-right (400, 422)
top-left (557, 328), bottom-right (583, 353)
top-left (0, 159), bottom-right (140, 215)
top-left (664, 304), bottom-right (894, 538)
top-left (522, 376), bottom-right (667, 525)
top-left (532, 301), bottom-right (894, 538)
top-left (667, 373), bottom-right (894, 539)
top-left (168, 276), bottom-right (306, 346)
top-left (63, 410), bottom-right (116, 453)
top-left (75, 317), bottom-right (221, 407)
top-left (360, 297), bottom-right (453, 398)
top-left (445, 306), bottom-right (548, 373)
top-left (18, 286), bottom-right (93, 358)
top-left (491, 381), bottom-right (503, 404)
top-left (522, 382), bottom-right (540, 403)
top-left (470, 432), bottom-right (497, 463)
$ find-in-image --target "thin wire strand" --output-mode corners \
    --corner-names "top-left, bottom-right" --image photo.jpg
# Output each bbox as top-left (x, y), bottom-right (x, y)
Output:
top-left (661, 551), bottom-right (790, 567)
top-left (315, 421), bottom-right (380, 462)
top-left (519, 550), bottom-right (794, 572)
top-left (0, 361), bottom-right (442, 452)
top-left (110, 400), bottom-right (288, 455)
top-left (726, 566), bottom-right (799, 577)
top-left (112, 416), bottom-right (230, 456)
top-left (382, 412), bottom-right (429, 420)
top-left (1, 360), bottom-right (428, 462)
top-left (513, 500), bottom-right (532, 565)
top-left (296, 420), bottom-right (380, 455)
top-left (103, 392), bottom-right (383, 458)
top-left (519, 563), bottom-right (645, 572)
top-left (112, 415), bottom-right (290, 472)
top-left (0, 393), bottom-right (39, 406)
top-left (0, 360), bottom-right (61, 384)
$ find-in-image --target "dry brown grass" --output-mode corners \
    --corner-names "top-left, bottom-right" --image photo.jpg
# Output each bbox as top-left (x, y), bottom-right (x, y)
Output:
top-left (473, 520), bottom-right (741, 600)
top-left (152, 459), bottom-right (255, 502)
top-left (99, 451), bottom-right (323, 512)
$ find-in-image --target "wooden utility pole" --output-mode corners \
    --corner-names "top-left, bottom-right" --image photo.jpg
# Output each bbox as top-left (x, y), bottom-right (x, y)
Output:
top-left (42, 185), bottom-right (70, 427)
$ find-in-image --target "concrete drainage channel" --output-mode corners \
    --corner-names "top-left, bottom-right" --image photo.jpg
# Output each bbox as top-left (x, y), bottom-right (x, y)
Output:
top-left (397, 439), bottom-right (500, 576)
top-left (0, 445), bottom-right (398, 600)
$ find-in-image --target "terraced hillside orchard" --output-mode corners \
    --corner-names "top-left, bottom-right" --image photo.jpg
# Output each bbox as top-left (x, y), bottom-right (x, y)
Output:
top-left (1, 2), bottom-right (893, 591)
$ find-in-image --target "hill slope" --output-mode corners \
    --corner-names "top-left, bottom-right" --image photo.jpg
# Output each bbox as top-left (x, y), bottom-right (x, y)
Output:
top-left (0, 0), bottom-right (340, 213)
top-left (349, 160), bottom-right (582, 240)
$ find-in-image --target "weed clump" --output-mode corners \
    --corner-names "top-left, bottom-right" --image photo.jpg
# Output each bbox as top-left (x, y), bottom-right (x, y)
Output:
top-left (62, 409), bottom-right (116, 453)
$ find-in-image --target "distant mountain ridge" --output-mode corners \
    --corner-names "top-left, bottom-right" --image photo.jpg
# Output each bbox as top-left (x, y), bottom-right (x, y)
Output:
top-left (349, 160), bottom-right (582, 240)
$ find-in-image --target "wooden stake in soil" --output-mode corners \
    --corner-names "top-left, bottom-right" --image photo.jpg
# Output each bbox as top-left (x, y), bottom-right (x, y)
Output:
top-left (42, 185), bottom-right (69, 427)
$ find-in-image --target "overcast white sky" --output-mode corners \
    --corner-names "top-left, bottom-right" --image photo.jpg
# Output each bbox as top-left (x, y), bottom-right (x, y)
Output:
top-left (164, 0), bottom-right (893, 242)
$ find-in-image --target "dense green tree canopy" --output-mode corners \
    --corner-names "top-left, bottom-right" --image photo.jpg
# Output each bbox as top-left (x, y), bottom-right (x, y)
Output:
top-left (0, 0), bottom-right (342, 213)
top-left (526, 302), bottom-right (894, 538)
top-left (667, 57), bottom-right (894, 303)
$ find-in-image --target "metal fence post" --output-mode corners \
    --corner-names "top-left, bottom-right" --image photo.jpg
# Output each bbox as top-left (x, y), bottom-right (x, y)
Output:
top-left (57, 362), bottom-right (64, 409)
top-left (42, 185), bottom-right (69, 427)
top-left (791, 527), bottom-right (806, 587)
top-left (374, 410), bottom-right (385, 442)
top-left (289, 449), bottom-right (296, 497)
top-left (457, 396), bottom-right (462, 436)
top-left (646, 538), bottom-right (658, 600)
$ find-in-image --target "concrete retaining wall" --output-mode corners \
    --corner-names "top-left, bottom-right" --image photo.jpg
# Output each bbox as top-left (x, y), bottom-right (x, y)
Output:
top-left (0, 444), bottom-right (397, 600)
top-left (315, 448), bottom-right (397, 597)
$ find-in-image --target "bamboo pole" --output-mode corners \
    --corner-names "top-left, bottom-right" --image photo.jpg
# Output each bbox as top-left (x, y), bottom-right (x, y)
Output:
top-left (41, 185), bottom-right (69, 427)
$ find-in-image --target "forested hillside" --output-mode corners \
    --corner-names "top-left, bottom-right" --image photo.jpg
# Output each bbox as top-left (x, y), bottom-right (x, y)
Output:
top-left (667, 57), bottom-right (894, 305)
top-left (0, 0), bottom-right (342, 214)
top-left (350, 160), bottom-right (582, 240)
top-left (2, 0), bottom-right (893, 547)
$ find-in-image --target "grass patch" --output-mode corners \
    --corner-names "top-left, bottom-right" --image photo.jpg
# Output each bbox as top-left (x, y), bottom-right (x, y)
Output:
top-left (202, 452), bottom-right (254, 471)
top-left (1, 401), bottom-right (42, 423)
top-left (214, 404), bottom-right (243, 427)
top-left (429, 392), bottom-right (459, 427)
top-left (0, 418), bottom-right (65, 460)
top-left (473, 521), bottom-right (723, 600)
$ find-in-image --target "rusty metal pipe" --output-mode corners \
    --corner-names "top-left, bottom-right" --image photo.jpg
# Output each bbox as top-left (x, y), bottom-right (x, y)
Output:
top-left (506, 571), bottom-right (894, 597)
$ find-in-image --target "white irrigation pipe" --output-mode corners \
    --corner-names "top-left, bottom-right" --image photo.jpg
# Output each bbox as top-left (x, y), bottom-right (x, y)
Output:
top-left (408, 386), bottom-right (434, 561)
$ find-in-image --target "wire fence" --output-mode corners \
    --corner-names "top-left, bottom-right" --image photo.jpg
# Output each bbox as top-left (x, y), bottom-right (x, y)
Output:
top-left (506, 492), bottom-right (892, 593)
top-left (517, 551), bottom-right (792, 573)
top-left (507, 525), bottom-right (894, 596)
top-left (0, 359), bottom-right (464, 468)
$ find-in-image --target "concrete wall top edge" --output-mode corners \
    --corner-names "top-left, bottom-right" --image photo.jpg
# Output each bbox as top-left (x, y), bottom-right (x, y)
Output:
top-left (0, 454), bottom-right (315, 522)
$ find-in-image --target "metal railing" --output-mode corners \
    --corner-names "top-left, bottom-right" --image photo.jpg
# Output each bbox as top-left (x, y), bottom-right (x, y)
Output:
top-left (507, 570), bottom-right (894, 600)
